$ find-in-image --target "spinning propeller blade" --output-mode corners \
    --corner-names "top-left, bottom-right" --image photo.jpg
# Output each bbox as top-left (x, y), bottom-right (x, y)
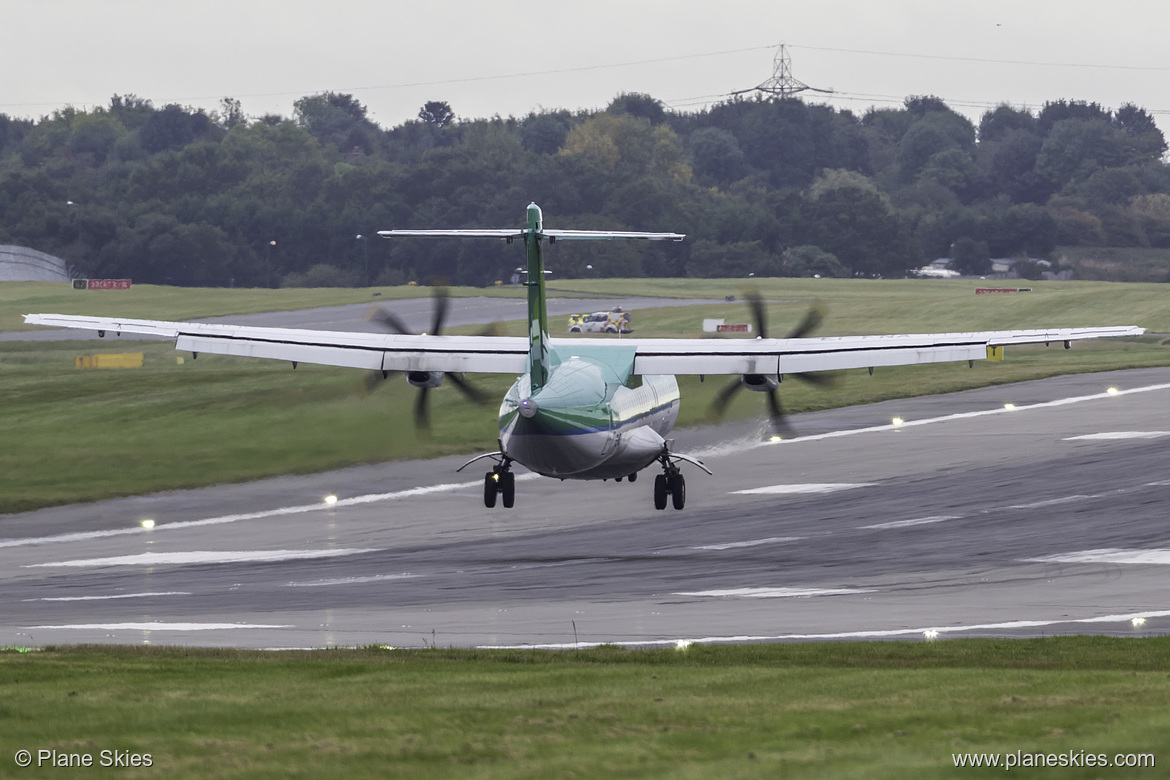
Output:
top-left (364, 288), bottom-right (490, 430)
top-left (708, 291), bottom-right (833, 436)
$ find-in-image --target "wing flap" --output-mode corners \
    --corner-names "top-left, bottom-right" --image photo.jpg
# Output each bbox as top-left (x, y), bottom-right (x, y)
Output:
top-left (26, 314), bottom-right (530, 374)
top-left (623, 326), bottom-right (1144, 376)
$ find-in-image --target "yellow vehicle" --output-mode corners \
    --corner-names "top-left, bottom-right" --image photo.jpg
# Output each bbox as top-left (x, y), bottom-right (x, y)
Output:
top-left (567, 309), bottom-right (632, 334)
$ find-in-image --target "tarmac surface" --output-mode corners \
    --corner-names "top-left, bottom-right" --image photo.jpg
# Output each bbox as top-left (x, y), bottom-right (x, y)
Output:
top-left (3, 366), bottom-right (1169, 650)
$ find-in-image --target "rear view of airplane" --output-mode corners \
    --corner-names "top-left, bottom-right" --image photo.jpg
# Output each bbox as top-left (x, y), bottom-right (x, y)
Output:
top-left (26, 203), bottom-right (1143, 510)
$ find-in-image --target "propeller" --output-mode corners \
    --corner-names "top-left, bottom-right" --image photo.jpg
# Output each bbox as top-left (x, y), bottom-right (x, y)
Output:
top-left (362, 288), bottom-right (492, 431)
top-left (708, 290), bottom-right (835, 436)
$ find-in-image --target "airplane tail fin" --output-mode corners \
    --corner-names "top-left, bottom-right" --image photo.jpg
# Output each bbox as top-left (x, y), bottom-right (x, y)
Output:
top-left (380, 203), bottom-right (684, 393)
top-left (523, 203), bottom-right (552, 391)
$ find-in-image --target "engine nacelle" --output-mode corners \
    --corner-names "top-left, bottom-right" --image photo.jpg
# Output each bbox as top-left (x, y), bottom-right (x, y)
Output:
top-left (741, 374), bottom-right (779, 393)
top-left (407, 370), bottom-right (444, 389)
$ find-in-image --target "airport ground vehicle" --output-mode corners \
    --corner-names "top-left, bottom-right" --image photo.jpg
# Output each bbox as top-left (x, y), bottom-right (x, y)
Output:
top-left (567, 309), bottom-right (632, 334)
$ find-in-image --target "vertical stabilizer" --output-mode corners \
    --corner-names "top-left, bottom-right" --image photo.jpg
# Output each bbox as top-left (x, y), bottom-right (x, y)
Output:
top-left (524, 202), bottom-right (552, 391)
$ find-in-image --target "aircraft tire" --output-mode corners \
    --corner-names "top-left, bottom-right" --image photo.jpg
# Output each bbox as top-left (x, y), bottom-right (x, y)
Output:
top-left (501, 471), bottom-right (515, 508)
top-left (628, 471), bottom-right (638, 483)
top-left (654, 474), bottom-right (668, 510)
top-left (483, 473), bottom-right (498, 508)
top-left (670, 472), bottom-right (686, 510)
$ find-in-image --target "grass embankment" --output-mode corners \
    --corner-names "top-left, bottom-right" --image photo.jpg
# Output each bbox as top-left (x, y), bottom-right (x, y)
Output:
top-left (1, 639), bottom-right (1166, 778)
top-left (3, 278), bottom-right (1169, 513)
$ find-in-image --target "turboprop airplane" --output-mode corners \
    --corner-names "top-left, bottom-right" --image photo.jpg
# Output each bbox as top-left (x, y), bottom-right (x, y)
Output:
top-left (25, 203), bottom-right (1144, 511)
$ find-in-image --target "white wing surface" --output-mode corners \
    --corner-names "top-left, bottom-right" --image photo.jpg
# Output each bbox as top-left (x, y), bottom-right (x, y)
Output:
top-left (23, 314), bottom-right (529, 374)
top-left (620, 327), bottom-right (1145, 376)
top-left (24, 314), bottom-right (1141, 377)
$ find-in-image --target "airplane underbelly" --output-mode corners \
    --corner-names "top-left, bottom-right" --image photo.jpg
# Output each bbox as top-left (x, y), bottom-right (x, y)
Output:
top-left (497, 365), bottom-right (680, 480)
top-left (503, 428), bottom-right (614, 478)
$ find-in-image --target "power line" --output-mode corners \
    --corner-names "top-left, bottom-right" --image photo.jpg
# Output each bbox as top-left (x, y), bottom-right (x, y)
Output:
top-left (789, 43), bottom-right (1170, 74)
top-left (0, 44), bottom-right (781, 111)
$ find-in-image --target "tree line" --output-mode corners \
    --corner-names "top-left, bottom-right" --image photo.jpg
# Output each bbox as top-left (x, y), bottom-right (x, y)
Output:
top-left (0, 90), bottom-right (1166, 286)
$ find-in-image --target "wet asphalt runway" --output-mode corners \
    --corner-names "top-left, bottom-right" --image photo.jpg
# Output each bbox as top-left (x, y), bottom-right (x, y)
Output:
top-left (3, 366), bottom-right (1169, 650)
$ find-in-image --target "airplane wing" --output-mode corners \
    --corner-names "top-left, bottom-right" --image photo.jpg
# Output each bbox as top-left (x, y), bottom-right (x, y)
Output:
top-left (23, 314), bottom-right (1142, 377)
top-left (22, 314), bottom-right (530, 374)
top-left (621, 327), bottom-right (1146, 375)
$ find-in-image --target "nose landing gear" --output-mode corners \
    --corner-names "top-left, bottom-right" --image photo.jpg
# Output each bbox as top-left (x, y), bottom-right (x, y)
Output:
top-left (483, 463), bottom-right (515, 508)
top-left (458, 446), bottom-right (516, 509)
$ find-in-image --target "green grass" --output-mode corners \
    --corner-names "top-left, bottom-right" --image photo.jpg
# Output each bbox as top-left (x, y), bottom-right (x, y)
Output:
top-left (1, 639), bottom-right (1166, 778)
top-left (4, 278), bottom-right (1170, 513)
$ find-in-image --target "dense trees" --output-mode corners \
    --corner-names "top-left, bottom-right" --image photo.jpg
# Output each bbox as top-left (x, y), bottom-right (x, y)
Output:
top-left (0, 92), bottom-right (1166, 286)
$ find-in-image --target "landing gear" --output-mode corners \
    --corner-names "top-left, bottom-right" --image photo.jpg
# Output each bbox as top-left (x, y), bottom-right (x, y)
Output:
top-left (652, 446), bottom-right (709, 511)
top-left (653, 465), bottom-right (685, 511)
top-left (484, 472), bottom-right (498, 508)
top-left (501, 470), bottom-right (515, 508)
top-left (482, 458), bottom-right (515, 509)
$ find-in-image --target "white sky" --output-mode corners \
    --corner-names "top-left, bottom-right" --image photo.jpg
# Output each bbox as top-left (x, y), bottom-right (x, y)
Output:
top-left (5, 0), bottom-right (1170, 133)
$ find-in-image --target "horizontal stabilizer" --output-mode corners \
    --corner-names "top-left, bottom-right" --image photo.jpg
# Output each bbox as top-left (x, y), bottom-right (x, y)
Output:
top-left (378, 229), bottom-right (524, 240)
top-left (542, 229), bottom-right (685, 241)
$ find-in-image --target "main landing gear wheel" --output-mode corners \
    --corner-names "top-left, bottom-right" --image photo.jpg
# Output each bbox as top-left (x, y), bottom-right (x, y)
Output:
top-left (654, 468), bottom-right (686, 511)
top-left (483, 465), bottom-right (516, 509)
top-left (483, 473), bottom-right (498, 508)
top-left (501, 470), bottom-right (515, 508)
top-left (670, 471), bottom-right (686, 510)
top-left (652, 446), bottom-right (708, 511)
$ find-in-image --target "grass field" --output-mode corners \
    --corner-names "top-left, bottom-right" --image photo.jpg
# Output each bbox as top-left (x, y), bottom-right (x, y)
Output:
top-left (1, 639), bottom-right (1165, 779)
top-left (4, 278), bottom-right (1169, 513)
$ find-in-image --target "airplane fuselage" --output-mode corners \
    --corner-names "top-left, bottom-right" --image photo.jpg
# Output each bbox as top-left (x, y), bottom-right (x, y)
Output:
top-left (498, 353), bottom-right (679, 480)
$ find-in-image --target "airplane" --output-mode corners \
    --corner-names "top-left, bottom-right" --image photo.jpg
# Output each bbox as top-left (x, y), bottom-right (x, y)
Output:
top-left (25, 202), bottom-right (1144, 511)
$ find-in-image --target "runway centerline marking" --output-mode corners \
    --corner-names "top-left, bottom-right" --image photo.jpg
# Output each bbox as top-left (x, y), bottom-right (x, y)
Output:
top-left (732, 483), bottom-right (874, 496)
top-left (861, 515), bottom-right (962, 530)
top-left (1006, 495), bottom-right (1092, 510)
top-left (287, 573), bottom-right (419, 587)
top-left (24, 622), bottom-right (293, 631)
top-left (1063, 431), bottom-right (1170, 440)
top-left (23, 592), bottom-right (191, 602)
top-left (25, 549), bottom-right (378, 568)
top-left (675, 587), bottom-right (876, 598)
top-left (1025, 548), bottom-right (1170, 565)
top-left (693, 537), bottom-right (802, 551)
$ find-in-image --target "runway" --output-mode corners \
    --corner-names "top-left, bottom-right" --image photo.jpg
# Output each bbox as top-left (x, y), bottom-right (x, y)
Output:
top-left (3, 366), bottom-right (1169, 650)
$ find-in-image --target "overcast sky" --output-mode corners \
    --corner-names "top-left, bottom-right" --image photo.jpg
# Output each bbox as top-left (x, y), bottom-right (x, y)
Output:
top-left (5, 0), bottom-right (1169, 134)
